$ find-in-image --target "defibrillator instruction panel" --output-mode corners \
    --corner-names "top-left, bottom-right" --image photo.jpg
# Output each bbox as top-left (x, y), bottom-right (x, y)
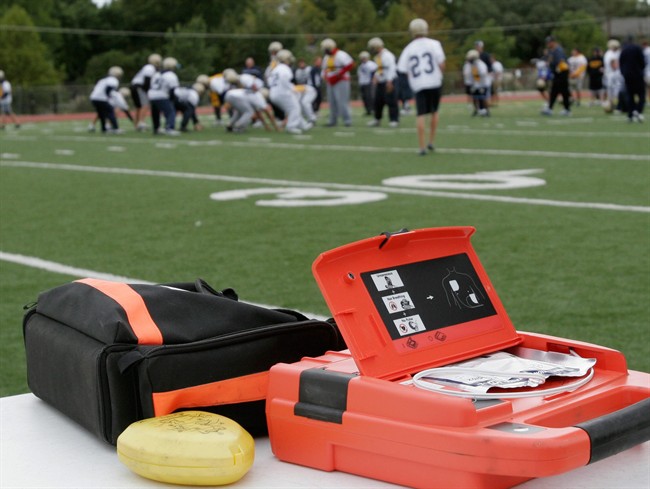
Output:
top-left (361, 253), bottom-right (497, 340)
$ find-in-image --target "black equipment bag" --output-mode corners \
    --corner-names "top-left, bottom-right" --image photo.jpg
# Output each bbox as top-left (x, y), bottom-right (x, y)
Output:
top-left (23, 278), bottom-right (345, 444)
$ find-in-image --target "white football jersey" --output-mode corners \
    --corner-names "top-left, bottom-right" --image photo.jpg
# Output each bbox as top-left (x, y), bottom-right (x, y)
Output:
top-left (373, 49), bottom-right (397, 82)
top-left (268, 63), bottom-right (295, 96)
top-left (239, 73), bottom-right (264, 92)
top-left (357, 60), bottom-right (377, 85)
top-left (209, 75), bottom-right (229, 96)
top-left (147, 70), bottom-right (179, 101)
top-left (1, 80), bottom-right (13, 104)
top-left (174, 87), bottom-right (200, 107)
top-left (131, 63), bottom-right (157, 86)
top-left (397, 37), bottom-right (446, 92)
top-left (322, 49), bottom-right (354, 81)
top-left (89, 75), bottom-right (119, 102)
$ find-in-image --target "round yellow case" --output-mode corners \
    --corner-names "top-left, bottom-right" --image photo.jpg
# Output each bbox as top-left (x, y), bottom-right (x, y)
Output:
top-left (117, 411), bottom-right (255, 485)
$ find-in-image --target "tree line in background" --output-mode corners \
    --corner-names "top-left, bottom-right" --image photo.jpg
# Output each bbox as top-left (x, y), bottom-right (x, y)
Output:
top-left (0, 0), bottom-right (647, 86)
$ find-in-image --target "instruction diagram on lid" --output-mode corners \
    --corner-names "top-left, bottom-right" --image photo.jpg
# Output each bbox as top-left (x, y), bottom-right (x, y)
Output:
top-left (382, 292), bottom-right (415, 314)
top-left (442, 268), bottom-right (486, 310)
top-left (361, 253), bottom-right (498, 341)
top-left (393, 314), bottom-right (426, 336)
top-left (369, 270), bottom-right (404, 290)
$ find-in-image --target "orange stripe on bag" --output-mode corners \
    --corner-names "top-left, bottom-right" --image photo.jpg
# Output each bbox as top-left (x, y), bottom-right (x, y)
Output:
top-left (76, 278), bottom-right (164, 345)
top-left (152, 371), bottom-right (270, 416)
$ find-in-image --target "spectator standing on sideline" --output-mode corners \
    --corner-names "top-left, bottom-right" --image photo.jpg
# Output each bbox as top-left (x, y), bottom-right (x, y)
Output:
top-left (321, 38), bottom-right (354, 127)
top-left (89, 66), bottom-right (124, 133)
top-left (129, 53), bottom-right (161, 131)
top-left (148, 57), bottom-right (180, 136)
top-left (541, 36), bottom-right (571, 116)
top-left (0, 70), bottom-right (20, 129)
top-left (397, 18), bottom-right (446, 155)
top-left (618, 36), bottom-right (646, 122)
top-left (587, 47), bottom-right (605, 106)
top-left (357, 51), bottom-right (376, 116)
top-left (568, 48), bottom-right (588, 106)
top-left (242, 57), bottom-right (263, 80)
top-left (367, 37), bottom-right (399, 127)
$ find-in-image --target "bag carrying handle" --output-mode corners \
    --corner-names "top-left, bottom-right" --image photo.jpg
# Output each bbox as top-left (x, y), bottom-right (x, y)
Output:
top-left (150, 371), bottom-right (270, 417)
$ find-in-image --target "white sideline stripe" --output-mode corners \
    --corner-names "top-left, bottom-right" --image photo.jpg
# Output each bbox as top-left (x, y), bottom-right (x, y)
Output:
top-left (0, 251), bottom-right (328, 320)
top-left (2, 160), bottom-right (649, 213)
top-left (3, 134), bottom-right (649, 161)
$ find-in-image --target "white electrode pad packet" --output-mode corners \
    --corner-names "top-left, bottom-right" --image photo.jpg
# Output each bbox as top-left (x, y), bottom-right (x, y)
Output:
top-left (417, 347), bottom-right (596, 394)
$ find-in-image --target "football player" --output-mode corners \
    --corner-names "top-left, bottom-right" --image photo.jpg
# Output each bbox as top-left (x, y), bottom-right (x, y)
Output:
top-left (462, 49), bottom-right (490, 116)
top-left (320, 38), bottom-right (354, 127)
top-left (268, 49), bottom-right (311, 134)
top-left (603, 39), bottom-right (623, 111)
top-left (89, 66), bottom-right (124, 133)
top-left (367, 37), bottom-right (399, 128)
top-left (130, 53), bottom-right (161, 131)
top-left (397, 18), bottom-right (446, 155)
top-left (0, 70), bottom-right (20, 129)
top-left (148, 57), bottom-right (180, 135)
top-left (357, 51), bottom-right (377, 116)
top-left (568, 48), bottom-right (588, 106)
top-left (174, 83), bottom-right (205, 132)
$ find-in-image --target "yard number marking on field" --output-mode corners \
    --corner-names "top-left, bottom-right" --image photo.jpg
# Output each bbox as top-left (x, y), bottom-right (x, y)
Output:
top-left (2, 161), bottom-right (649, 213)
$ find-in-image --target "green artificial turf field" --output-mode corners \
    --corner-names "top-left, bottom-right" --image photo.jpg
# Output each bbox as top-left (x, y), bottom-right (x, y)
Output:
top-left (1, 97), bottom-right (649, 396)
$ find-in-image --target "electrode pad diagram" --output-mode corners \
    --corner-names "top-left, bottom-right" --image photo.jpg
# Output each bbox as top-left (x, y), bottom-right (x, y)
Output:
top-left (362, 253), bottom-right (497, 340)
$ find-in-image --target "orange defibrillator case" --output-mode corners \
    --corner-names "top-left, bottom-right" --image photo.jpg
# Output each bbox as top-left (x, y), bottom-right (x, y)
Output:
top-left (266, 227), bottom-right (650, 489)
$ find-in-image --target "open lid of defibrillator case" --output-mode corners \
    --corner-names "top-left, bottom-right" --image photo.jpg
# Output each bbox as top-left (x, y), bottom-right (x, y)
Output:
top-left (312, 227), bottom-right (522, 380)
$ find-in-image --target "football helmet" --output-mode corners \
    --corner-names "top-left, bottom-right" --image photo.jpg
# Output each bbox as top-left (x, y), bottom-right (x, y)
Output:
top-left (466, 49), bottom-right (479, 61)
top-left (108, 66), bottom-right (124, 78)
top-left (148, 54), bottom-right (162, 68)
top-left (196, 74), bottom-right (210, 87)
top-left (162, 57), bottom-right (178, 70)
top-left (320, 38), bottom-right (336, 53)
top-left (276, 49), bottom-right (293, 64)
top-left (409, 18), bottom-right (428, 37)
top-left (192, 83), bottom-right (205, 95)
top-left (268, 41), bottom-right (283, 54)
top-left (222, 68), bottom-right (239, 84)
top-left (368, 37), bottom-right (384, 53)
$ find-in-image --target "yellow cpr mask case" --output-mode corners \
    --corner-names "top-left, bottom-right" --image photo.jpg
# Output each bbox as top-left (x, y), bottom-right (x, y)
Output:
top-left (117, 411), bottom-right (254, 485)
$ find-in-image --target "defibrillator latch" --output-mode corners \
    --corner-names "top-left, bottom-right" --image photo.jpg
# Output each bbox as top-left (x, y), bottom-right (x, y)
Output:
top-left (378, 228), bottom-right (411, 249)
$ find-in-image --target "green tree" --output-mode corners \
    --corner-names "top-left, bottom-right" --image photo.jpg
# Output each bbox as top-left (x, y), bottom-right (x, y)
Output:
top-left (51, 0), bottom-right (105, 82)
top-left (459, 19), bottom-right (518, 69)
top-left (0, 5), bottom-right (61, 85)
top-left (161, 16), bottom-right (217, 82)
top-left (325, 0), bottom-right (377, 57)
top-left (552, 11), bottom-right (607, 55)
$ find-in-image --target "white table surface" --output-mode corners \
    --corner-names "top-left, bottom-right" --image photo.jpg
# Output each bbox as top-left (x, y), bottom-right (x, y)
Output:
top-left (1, 393), bottom-right (648, 489)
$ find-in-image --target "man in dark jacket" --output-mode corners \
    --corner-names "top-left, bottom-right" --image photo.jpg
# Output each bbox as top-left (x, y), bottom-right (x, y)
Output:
top-left (619, 35), bottom-right (646, 122)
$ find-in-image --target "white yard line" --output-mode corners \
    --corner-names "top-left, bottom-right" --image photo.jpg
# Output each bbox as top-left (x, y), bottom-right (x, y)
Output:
top-left (2, 160), bottom-right (649, 213)
top-left (0, 251), bottom-right (328, 320)
top-left (2, 133), bottom-right (648, 161)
